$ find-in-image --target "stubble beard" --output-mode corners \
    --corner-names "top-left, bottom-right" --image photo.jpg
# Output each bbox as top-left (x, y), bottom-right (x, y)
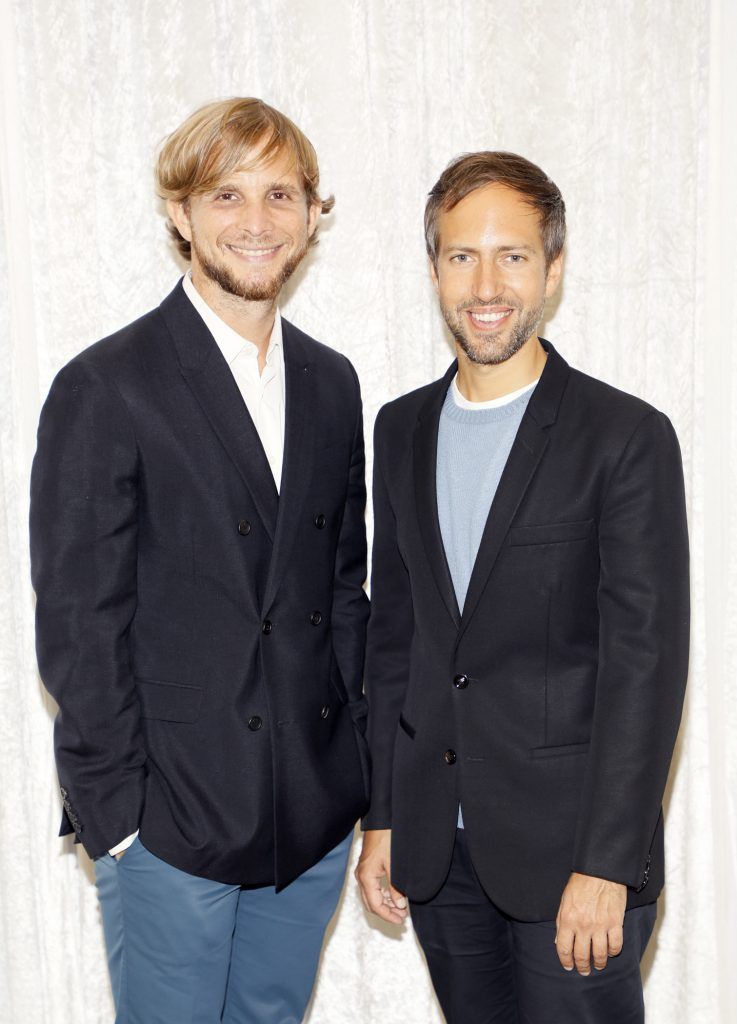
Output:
top-left (192, 234), bottom-right (309, 302)
top-left (442, 297), bottom-right (546, 366)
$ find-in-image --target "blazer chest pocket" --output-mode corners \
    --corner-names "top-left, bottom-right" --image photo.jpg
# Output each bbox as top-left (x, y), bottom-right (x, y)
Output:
top-left (136, 677), bottom-right (203, 723)
top-left (509, 518), bottom-right (594, 547)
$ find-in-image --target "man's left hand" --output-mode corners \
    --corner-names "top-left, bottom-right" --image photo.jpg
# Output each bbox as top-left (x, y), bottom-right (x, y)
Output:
top-left (555, 872), bottom-right (627, 975)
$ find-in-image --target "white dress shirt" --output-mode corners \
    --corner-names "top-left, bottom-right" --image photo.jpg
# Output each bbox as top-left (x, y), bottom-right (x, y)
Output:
top-left (108, 274), bottom-right (287, 858)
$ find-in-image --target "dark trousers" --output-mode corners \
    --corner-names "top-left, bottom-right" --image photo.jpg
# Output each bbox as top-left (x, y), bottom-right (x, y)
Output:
top-left (410, 830), bottom-right (656, 1024)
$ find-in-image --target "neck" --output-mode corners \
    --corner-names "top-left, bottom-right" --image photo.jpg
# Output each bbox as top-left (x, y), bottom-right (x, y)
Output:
top-left (455, 334), bottom-right (547, 402)
top-left (190, 266), bottom-right (276, 360)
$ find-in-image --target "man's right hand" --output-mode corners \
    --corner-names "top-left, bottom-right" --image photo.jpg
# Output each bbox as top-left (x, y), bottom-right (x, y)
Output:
top-left (355, 829), bottom-right (408, 925)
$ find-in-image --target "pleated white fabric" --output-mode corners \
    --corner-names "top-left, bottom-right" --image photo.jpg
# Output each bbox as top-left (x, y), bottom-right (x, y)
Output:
top-left (1, 0), bottom-right (735, 1021)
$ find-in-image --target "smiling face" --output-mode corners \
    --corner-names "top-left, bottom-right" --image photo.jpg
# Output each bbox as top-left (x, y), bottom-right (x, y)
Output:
top-left (430, 183), bottom-right (562, 366)
top-left (167, 143), bottom-right (320, 304)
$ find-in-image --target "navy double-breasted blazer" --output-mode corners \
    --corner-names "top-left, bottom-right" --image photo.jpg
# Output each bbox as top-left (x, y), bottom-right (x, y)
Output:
top-left (363, 341), bottom-right (689, 921)
top-left (30, 280), bottom-right (370, 889)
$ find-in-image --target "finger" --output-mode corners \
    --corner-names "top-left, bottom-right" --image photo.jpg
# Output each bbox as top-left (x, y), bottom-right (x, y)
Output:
top-left (592, 931), bottom-right (608, 971)
top-left (555, 926), bottom-right (575, 971)
top-left (573, 932), bottom-right (592, 976)
top-left (358, 873), bottom-right (406, 924)
top-left (608, 925), bottom-right (624, 958)
top-left (389, 883), bottom-right (408, 915)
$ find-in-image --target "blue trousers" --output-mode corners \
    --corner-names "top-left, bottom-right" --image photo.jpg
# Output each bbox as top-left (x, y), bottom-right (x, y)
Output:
top-left (94, 832), bottom-right (353, 1024)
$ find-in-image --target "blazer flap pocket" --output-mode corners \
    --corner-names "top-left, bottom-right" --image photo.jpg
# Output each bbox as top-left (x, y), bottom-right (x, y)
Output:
top-left (530, 741), bottom-right (590, 759)
top-left (509, 518), bottom-right (594, 547)
top-left (136, 678), bottom-right (203, 723)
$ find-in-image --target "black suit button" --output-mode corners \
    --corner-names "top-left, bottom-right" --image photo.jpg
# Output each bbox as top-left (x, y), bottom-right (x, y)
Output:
top-left (248, 716), bottom-right (262, 731)
top-left (262, 620), bottom-right (273, 635)
top-left (444, 749), bottom-right (457, 765)
top-left (314, 513), bottom-right (326, 529)
top-left (238, 519), bottom-right (251, 536)
top-left (453, 674), bottom-right (469, 689)
top-left (320, 705), bottom-right (330, 719)
top-left (310, 611), bottom-right (322, 626)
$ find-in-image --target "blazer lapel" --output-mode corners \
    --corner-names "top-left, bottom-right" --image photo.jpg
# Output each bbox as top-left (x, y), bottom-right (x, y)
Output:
top-left (414, 362), bottom-right (462, 630)
top-left (261, 319), bottom-right (315, 614)
top-left (159, 281), bottom-right (279, 541)
top-left (457, 341), bottom-right (570, 639)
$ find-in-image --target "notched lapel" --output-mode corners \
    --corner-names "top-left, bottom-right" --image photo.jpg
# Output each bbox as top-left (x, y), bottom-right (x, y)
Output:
top-left (458, 342), bottom-right (570, 638)
top-left (413, 363), bottom-right (462, 629)
top-left (261, 321), bottom-right (316, 614)
top-left (160, 281), bottom-right (278, 540)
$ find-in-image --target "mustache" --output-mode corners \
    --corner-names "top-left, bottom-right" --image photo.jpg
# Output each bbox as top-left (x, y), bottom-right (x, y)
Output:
top-left (456, 296), bottom-right (521, 311)
top-left (221, 234), bottom-right (285, 248)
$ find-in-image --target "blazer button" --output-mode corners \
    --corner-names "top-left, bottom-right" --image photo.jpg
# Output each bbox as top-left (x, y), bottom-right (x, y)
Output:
top-left (314, 513), bottom-right (326, 529)
top-left (310, 611), bottom-right (322, 626)
top-left (262, 620), bottom-right (273, 635)
top-left (248, 716), bottom-right (262, 731)
top-left (320, 705), bottom-right (330, 719)
top-left (238, 520), bottom-right (252, 536)
top-left (453, 674), bottom-right (469, 689)
top-left (444, 749), bottom-right (457, 765)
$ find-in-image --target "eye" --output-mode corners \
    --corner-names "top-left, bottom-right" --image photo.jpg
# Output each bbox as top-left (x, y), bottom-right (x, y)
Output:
top-left (269, 190), bottom-right (291, 201)
top-left (217, 192), bottom-right (238, 202)
top-left (505, 253), bottom-right (525, 263)
top-left (450, 253), bottom-right (470, 263)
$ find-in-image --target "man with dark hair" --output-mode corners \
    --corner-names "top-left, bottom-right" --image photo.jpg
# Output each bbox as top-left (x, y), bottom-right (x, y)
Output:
top-left (356, 151), bottom-right (689, 1023)
top-left (31, 97), bottom-right (370, 1022)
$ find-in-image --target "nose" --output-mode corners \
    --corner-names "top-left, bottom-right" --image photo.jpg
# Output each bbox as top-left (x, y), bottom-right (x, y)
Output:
top-left (473, 258), bottom-right (502, 303)
top-left (239, 198), bottom-right (273, 237)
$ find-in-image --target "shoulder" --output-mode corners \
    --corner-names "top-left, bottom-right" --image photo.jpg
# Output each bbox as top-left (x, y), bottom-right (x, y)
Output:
top-left (374, 372), bottom-right (453, 436)
top-left (53, 304), bottom-right (165, 390)
top-left (282, 317), bottom-right (360, 390)
top-left (563, 365), bottom-right (674, 441)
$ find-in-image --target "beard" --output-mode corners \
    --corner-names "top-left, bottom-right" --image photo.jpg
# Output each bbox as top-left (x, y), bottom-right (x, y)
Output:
top-left (192, 234), bottom-right (309, 302)
top-left (441, 294), bottom-right (545, 366)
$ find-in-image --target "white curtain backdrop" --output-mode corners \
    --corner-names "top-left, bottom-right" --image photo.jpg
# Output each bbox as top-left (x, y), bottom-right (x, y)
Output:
top-left (1, 0), bottom-right (735, 1020)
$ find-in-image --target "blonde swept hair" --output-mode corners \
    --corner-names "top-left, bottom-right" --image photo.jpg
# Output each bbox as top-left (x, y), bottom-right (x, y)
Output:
top-left (156, 97), bottom-right (334, 259)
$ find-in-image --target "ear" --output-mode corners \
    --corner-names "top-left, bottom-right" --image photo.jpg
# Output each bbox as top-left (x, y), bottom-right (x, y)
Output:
top-left (307, 200), bottom-right (321, 239)
top-left (166, 198), bottom-right (192, 243)
top-left (428, 255), bottom-right (440, 294)
top-left (544, 251), bottom-right (563, 299)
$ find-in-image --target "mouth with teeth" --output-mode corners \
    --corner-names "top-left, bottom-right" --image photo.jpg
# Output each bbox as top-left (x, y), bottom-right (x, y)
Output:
top-left (224, 242), bottom-right (284, 262)
top-left (465, 307), bottom-right (515, 330)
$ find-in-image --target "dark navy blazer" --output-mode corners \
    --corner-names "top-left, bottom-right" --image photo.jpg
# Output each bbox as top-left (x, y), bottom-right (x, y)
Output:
top-left (31, 281), bottom-right (370, 889)
top-left (363, 342), bottom-right (690, 921)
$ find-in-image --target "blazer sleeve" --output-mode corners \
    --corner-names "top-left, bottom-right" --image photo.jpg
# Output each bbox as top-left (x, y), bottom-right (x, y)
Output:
top-left (329, 361), bottom-right (370, 730)
top-left (30, 360), bottom-right (147, 859)
top-left (571, 409), bottom-right (690, 888)
top-left (362, 408), bottom-right (415, 829)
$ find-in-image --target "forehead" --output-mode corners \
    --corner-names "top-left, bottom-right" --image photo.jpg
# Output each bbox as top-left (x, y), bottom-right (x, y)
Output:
top-left (213, 143), bottom-right (304, 190)
top-left (439, 183), bottom-right (544, 247)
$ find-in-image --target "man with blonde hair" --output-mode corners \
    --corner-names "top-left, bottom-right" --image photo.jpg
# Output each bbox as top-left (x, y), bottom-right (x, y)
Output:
top-left (31, 98), bottom-right (370, 1022)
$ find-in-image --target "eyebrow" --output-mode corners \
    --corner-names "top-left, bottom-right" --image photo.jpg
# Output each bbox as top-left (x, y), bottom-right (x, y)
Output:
top-left (208, 181), bottom-right (301, 196)
top-left (442, 243), bottom-right (538, 255)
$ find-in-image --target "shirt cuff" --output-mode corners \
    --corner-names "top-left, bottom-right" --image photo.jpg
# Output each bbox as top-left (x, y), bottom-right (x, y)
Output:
top-left (108, 830), bottom-right (139, 857)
